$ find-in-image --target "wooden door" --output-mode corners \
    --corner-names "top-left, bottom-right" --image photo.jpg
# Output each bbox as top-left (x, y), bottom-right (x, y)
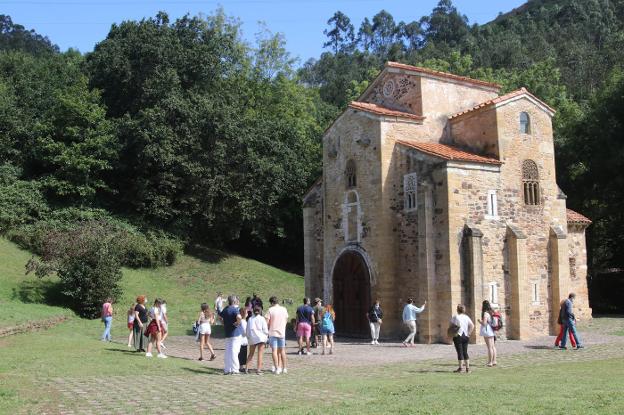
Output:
top-left (332, 251), bottom-right (371, 337)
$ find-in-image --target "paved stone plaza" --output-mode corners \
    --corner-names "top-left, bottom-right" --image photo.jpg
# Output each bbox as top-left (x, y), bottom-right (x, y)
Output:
top-left (43, 327), bottom-right (624, 415)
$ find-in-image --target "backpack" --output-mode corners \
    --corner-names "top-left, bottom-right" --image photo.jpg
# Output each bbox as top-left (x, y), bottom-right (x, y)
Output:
top-left (322, 311), bottom-right (333, 328)
top-left (490, 312), bottom-right (504, 331)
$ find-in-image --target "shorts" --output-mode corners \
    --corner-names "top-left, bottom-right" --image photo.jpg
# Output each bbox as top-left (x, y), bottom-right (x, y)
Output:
top-left (199, 323), bottom-right (211, 335)
top-left (144, 320), bottom-right (161, 336)
top-left (296, 322), bottom-right (312, 338)
top-left (320, 327), bottom-right (334, 335)
top-left (269, 336), bottom-right (286, 348)
top-left (127, 323), bottom-right (133, 330)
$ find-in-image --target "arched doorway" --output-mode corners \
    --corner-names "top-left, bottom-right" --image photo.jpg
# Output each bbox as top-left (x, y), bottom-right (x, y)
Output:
top-left (332, 250), bottom-right (371, 337)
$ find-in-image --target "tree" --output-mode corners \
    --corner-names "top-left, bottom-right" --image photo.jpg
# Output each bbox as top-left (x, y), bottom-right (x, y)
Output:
top-left (323, 11), bottom-right (355, 54)
top-left (420, 0), bottom-right (470, 48)
top-left (371, 10), bottom-right (398, 57)
top-left (0, 15), bottom-right (58, 55)
top-left (558, 69), bottom-right (624, 270)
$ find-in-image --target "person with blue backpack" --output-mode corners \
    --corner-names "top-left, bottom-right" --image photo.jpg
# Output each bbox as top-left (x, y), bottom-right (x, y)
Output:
top-left (320, 304), bottom-right (336, 355)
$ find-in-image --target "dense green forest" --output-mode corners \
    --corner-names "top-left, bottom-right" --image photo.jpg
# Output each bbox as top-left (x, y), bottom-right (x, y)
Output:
top-left (0, 1), bottom-right (623, 314)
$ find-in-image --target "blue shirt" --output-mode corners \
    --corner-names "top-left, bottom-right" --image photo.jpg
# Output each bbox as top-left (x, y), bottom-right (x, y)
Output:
top-left (296, 304), bottom-right (314, 324)
top-left (220, 305), bottom-right (242, 338)
top-left (402, 303), bottom-right (425, 322)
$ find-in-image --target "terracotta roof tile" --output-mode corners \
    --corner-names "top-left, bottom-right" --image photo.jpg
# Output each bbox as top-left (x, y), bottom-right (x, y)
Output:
top-left (386, 61), bottom-right (501, 90)
top-left (349, 101), bottom-right (425, 121)
top-left (396, 140), bottom-right (502, 165)
top-left (567, 209), bottom-right (592, 225)
top-left (449, 88), bottom-right (556, 120)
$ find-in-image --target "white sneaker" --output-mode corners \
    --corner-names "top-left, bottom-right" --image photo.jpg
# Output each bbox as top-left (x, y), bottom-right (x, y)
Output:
top-left (145, 352), bottom-right (153, 357)
top-left (271, 365), bottom-right (276, 373)
top-left (306, 351), bottom-right (312, 356)
top-left (282, 368), bottom-right (288, 374)
top-left (297, 350), bottom-right (302, 355)
top-left (157, 353), bottom-right (167, 359)
top-left (371, 340), bottom-right (375, 345)
top-left (275, 367), bottom-right (283, 375)
top-left (375, 340), bottom-right (379, 345)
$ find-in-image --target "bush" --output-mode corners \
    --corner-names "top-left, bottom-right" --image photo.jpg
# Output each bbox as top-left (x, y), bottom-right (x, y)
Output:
top-left (28, 220), bottom-right (123, 317)
top-left (8, 207), bottom-right (183, 268)
top-left (117, 230), bottom-right (182, 268)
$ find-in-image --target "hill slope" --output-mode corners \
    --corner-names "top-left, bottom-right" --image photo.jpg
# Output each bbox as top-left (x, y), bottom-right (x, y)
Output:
top-left (0, 238), bottom-right (304, 334)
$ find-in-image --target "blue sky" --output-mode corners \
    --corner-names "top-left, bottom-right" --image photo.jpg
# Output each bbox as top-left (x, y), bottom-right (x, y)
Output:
top-left (2, 0), bottom-right (526, 60)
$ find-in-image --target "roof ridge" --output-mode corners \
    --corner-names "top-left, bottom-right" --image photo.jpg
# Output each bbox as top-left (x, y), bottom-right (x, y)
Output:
top-left (349, 101), bottom-right (425, 121)
top-left (386, 61), bottom-right (501, 90)
top-left (396, 139), bottom-right (502, 165)
top-left (449, 87), bottom-right (555, 120)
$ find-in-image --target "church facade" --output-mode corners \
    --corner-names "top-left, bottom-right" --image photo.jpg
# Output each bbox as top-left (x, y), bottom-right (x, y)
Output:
top-left (303, 62), bottom-right (592, 342)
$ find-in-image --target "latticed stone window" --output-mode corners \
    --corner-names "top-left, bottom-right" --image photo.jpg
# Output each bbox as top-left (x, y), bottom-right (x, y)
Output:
top-left (404, 173), bottom-right (417, 211)
top-left (522, 160), bottom-right (540, 205)
top-left (569, 257), bottom-right (577, 280)
top-left (346, 159), bottom-right (356, 188)
top-left (520, 112), bottom-right (531, 134)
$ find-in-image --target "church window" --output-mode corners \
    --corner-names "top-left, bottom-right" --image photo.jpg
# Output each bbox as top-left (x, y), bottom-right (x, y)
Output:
top-left (343, 190), bottom-right (361, 243)
top-left (532, 282), bottom-right (539, 304)
top-left (486, 190), bottom-right (498, 218)
top-left (522, 160), bottom-right (540, 205)
top-left (404, 173), bottom-right (417, 212)
top-left (488, 282), bottom-right (499, 306)
top-left (346, 159), bottom-right (356, 188)
top-left (520, 112), bottom-right (531, 134)
top-left (569, 257), bottom-right (577, 280)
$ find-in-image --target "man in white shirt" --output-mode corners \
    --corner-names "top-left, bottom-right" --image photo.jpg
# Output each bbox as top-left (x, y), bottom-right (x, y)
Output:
top-left (266, 296), bottom-right (289, 374)
top-left (402, 298), bottom-right (426, 346)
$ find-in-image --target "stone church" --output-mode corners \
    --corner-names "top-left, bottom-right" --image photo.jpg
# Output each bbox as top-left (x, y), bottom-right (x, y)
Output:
top-left (303, 61), bottom-right (592, 342)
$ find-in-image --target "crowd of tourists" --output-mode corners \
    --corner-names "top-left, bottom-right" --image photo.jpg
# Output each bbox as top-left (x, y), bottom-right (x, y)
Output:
top-left (100, 291), bottom-right (585, 374)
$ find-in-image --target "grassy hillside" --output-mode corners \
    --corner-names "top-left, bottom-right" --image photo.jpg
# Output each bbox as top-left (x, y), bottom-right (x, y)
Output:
top-left (0, 238), bottom-right (304, 333)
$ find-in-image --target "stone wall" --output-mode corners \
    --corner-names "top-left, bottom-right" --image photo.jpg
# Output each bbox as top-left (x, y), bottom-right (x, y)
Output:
top-left (303, 180), bottom-right (324, 300)
top-left (567, 225), bottom-right (591, 320)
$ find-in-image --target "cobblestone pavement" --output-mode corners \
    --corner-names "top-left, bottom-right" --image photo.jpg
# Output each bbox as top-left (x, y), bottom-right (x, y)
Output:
top-left (44, 328), bottom-right (624, 415)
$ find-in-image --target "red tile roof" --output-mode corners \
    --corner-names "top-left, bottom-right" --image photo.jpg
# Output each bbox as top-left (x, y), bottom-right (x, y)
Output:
top-left (449, 88), bottom-right (556, 120)
top-left (386, 61), bottom-right (501, 90)
top-left (396, 140), bottom-right (502, 165)
top-left (349, 101), bottom-right (425, 121)
top-left (567, 209), bottom-right (592, 225)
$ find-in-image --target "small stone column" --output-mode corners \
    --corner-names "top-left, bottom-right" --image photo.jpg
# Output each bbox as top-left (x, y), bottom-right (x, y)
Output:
top-left (417, 183), bottom-right (436, 343)
top-left (549, 226), bottom-right (570, 334)
top-left (463, 225), bottom-right (484, 344)
top-left (507, 224), bottom-right (529, 339)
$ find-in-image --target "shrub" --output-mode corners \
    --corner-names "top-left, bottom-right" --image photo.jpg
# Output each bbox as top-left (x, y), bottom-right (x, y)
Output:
top-left (27, 220), bottom-right (123, 317)
top-left (9, 207), bottom-right (183, 268)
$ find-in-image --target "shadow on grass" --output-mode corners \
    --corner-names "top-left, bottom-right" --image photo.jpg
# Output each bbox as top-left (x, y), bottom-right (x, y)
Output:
top-left (181, 366), bottom-right (224, 376)
top-left (524, 345), bottom-right (556, 350)
top-left (184, 244), bottom-right (228, 264)
top-left (11, 279), bottom-right (65, 306)
top-left (105, 348), bottom-right (143, 355)
top-left (407, 363), bottom-right (458, 373)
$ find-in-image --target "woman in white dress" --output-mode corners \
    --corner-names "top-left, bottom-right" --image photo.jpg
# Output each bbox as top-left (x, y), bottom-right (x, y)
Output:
top-left (478, 300), bottom-right (497, 367)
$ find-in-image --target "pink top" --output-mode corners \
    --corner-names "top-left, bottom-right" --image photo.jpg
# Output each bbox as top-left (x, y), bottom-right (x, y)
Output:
top-left (102, 302), bottom-right (113, 318)
top-left (266, 304), bottom-right (289, 338)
